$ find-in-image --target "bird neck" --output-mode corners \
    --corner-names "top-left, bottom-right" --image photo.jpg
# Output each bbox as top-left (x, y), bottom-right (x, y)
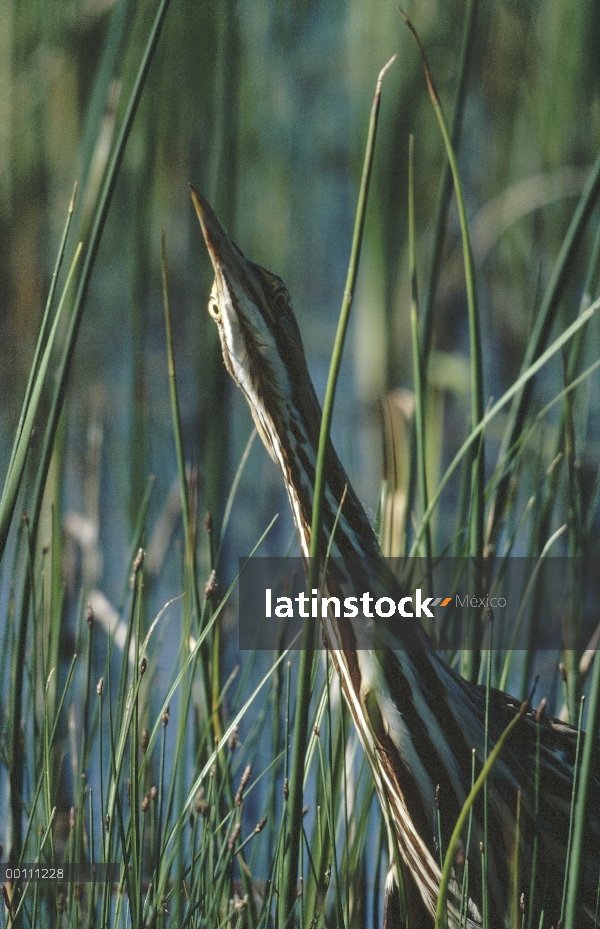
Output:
top-left (276, 395), bottom-right (382, 567)
top-left (272, 393), bottom-right (440, 655)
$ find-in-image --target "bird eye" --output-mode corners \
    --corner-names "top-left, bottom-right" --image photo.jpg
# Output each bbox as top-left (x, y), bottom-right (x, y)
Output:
top-left (208, 297), bottom-right (221, 321)
top-left (273, 289), bottom-right (288, 312)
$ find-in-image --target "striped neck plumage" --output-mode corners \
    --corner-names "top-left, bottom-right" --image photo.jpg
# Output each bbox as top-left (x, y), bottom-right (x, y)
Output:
top-left (189, 186), bottom-right (381, 568)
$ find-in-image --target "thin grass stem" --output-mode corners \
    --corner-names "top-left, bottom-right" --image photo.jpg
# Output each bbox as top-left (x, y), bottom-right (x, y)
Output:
top-left (282, 55), bottom-right (396, 924)
top-left (564, 649), bottom-right (600, 928)
top-left (435, 699), bottom-right (529, 929)
top-left (402, 12), bottom-right (484, 579)
top-left (408, 134), bottom-right (433, 563)
top-left (410, 294), bottom-right (600, 554)
top-left (490, 150), bottom-right (600, 544)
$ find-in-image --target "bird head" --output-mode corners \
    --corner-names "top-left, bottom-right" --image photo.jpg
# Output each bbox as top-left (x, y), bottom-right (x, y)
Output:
top-left (190, 186), bottom-right (321, 462)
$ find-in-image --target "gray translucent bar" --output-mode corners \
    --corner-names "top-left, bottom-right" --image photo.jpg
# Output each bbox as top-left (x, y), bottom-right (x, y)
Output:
top-left (238, 557), bottom-right (600, 651)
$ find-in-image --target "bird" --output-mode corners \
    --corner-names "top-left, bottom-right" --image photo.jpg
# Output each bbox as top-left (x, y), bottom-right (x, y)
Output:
top-left (190, 186), bottom-right (600, 928)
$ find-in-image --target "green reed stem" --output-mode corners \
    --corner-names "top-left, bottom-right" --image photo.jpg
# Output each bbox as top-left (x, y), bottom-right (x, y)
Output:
top-left (0, 240), bottom-right (81, 561)
top-left (408, 134), bottom-right (432, 563)
top-left (436, 700), bottom-right (528, 929)
top-left (410, 295), bottom-right (600, 555)
top-left (281, 54), bottom-right (396, 925)
top-left (490, 150), bottom-right (600, 545)
top-left (161, 230), bottom-right (203, 634)
top-left (1, 183), bottom-right (76, 504)
top-left (25, 0), bottom-right (174, 564)
top-left (402, 12), bottom-right (484, 573)
top-left (561, 695), bottom-right (586, 924)
top-left (420, 0), bottom-right (478, 361)
top-left (564, 651), bottom-right (600, 929)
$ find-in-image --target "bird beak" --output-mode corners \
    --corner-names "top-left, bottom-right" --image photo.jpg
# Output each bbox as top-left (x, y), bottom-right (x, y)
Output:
top-left (190, 184), bottom-right (277, 333)
top-left (189, 185), bottom-right (237, 279)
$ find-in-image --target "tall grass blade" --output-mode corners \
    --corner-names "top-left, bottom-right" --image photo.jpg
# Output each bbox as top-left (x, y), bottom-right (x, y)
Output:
top-left (2, 184), bottom-right (76, 488)
top-left (25, 0), bottom-right (175, 551)
top-left (564, 651), bottom-right (600, 929)
top-left (410, 294), bottom-right (600, 553)
top-left (408, 134), bottom-right (432, 563)
top-left (282, 55), bottom-right (396, 925)
top-left (490, 151), bottom-right (600, 544)
top-left (435, 700), bottom-right (529, 929)
top-left (0, 242), bottom-right (81, 560)
top-left (419, 0), bottom-right (478, 361)
top-left (401, 12), bottom-right (484, 574)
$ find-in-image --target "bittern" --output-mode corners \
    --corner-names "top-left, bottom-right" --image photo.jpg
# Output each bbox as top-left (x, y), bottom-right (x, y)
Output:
top-left (190, 187), bottom-right (600, 928)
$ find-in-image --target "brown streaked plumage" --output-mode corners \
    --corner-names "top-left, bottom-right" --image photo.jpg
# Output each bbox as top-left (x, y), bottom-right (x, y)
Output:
top-left (191, 186), bottom-right (600, 928)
